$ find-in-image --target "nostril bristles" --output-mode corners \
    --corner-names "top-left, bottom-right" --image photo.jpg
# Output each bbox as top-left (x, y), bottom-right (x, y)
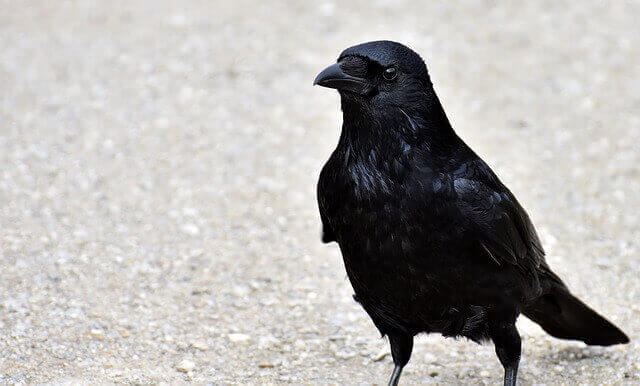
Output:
top-left (340, 56), bottom-right (368, 78)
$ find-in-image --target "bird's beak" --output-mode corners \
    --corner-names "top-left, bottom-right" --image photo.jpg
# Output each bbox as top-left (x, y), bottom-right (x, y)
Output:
top-left (313, 62), bottom-right (372, 95)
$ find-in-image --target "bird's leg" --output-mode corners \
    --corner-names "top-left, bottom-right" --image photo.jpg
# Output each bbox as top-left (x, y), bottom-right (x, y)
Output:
top-left (489, 318), bottom-right (521, 386)
top-left (387, 331), bottom-right (413, 386)
top-left (388, 365), bottom-right (403, 386)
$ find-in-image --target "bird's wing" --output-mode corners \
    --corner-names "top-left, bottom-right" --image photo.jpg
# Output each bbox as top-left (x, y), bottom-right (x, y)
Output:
top-left (452, 162), bottom-right (546, 273)
top-left (319, 206), bottom-right (336, 243)
top-left (317, 173), bottom-right (336, 243)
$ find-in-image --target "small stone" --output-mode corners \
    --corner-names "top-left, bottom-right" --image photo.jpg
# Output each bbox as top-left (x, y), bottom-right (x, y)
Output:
top-left (258, 362), bottom-right (275, 368)
top-left (429, 371), bottom-right (439, 377)
top-left (189, 248), bottom-right (205, 257)
top-left (191, 287), bottom-right (210, 295)
top-left (480, 370), bottom-right (490, 377)
top-left (258, 335), bottom-right (280, 348)
top-left (228, 333), bottom-right (250, 343)
top-left (372, 349), bottom-right (389, 362)
top-left (190, 341), bottom-right (208, 351)
top-left (89, 329), bottom-right (104, 340)
top-left (176, 359), bottom-right (195, 373)
top-left (121, 330), bottom-right (130, 338)
top-left (181, 223), bottom-right (200, 236)
top-left (335, 350), bottom-right (356, 359)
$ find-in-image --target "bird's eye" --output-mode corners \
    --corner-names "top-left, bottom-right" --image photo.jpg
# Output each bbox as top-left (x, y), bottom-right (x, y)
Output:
top-left (383, 67), bottom-right (398, 81)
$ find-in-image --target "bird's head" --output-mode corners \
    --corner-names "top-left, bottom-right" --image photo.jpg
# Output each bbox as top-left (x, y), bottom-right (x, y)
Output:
top-left (314, 41), bottom-right (432, 113)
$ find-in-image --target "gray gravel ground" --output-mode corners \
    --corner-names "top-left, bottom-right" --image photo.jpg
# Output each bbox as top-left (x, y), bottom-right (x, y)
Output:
top-left (1, 0), bottom-right (639, 384)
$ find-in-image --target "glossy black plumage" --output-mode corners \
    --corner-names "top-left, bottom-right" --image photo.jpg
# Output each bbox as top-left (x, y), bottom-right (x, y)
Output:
top-left (314, 41), bottom-right (628, 386)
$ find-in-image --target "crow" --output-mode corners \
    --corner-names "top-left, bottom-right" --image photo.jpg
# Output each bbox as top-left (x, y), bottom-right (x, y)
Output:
top-left (313, 41), bottom-right (628, 386)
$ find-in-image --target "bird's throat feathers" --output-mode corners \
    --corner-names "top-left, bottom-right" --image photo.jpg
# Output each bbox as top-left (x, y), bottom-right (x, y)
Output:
top-left (338, 91), bottom-right (459, 159)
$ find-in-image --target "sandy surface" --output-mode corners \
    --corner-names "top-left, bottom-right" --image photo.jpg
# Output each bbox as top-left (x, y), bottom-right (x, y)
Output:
top-left (1, 0), bottom-right (639, 384)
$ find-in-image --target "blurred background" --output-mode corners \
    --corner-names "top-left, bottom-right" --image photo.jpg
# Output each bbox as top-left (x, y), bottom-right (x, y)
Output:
top-left (0, 0), bottom-right (638, 383)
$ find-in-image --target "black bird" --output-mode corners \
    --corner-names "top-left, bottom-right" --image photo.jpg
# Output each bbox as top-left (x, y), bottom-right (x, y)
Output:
top-left (313, 41), bottom-right (628, 386)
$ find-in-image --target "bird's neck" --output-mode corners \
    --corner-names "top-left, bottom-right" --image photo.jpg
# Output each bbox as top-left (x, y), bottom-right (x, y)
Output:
top-left (339, 90), bottom-right (461, 159)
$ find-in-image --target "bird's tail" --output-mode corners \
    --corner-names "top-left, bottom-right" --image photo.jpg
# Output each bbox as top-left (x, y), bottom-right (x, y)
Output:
top-left (523, 279), bottom-right (629, 346)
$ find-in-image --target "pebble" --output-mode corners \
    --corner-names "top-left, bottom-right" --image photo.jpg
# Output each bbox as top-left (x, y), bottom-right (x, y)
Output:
top-left (335, 350), bottom-right (356, 360)
top-left (176, 359), bottom-right (195, 373)
top-left (372, 349), bottom-right (389, 362)
top-left (89, 329), bottom-right (104, 340)
top-left (258, 335), bottom-right (280, 349)
top-left (181, 223), bottom-right (200, 236)
top-left (190, 341), bottom-right (208, 351)
top-left (228, 333), bottom-right (251, 343)
top-left (191, 287), bottom-right (210, 295)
